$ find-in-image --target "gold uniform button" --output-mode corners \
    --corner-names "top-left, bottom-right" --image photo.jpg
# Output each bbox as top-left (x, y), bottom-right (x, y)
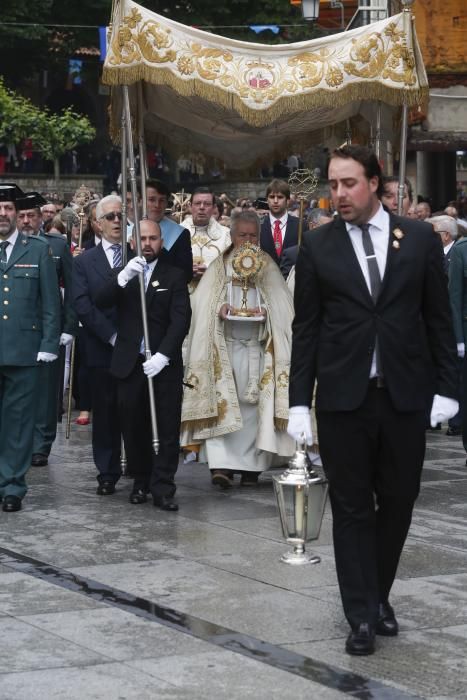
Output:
top-left (4, 287), bottom-right (9, 292)
top-left (3, 274), bottom-right (7, 279)
top-left (3, 300), bottom-right (8, 305)
top-left (2, 314), bottom-right (7, 320)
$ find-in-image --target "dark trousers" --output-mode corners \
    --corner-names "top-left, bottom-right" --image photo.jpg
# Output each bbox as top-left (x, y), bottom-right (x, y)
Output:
top-left (317, 384), bottom-right (426, 630)
top-left (117, 358), bottom-right (182, 499)
top-left (0, 365), bottom-right (39, 498)
top-left (90, 367), bottom-right (121, 484)
top-left (33, 357), bottom-right (60, 455)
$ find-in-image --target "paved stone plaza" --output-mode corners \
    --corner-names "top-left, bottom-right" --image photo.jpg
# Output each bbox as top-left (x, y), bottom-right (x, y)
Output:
top-left (0, 422), bottom-right (466, 699)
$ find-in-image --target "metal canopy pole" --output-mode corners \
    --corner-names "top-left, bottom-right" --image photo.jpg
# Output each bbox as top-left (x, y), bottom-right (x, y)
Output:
top-left (398, 0), bottom-right (415, 215)
top-left (119, 104), bottom-right (129, 473)
top-left (122, 85), bottom-right (160, 455)
top-left (137, 84), bottom-right (148, 219)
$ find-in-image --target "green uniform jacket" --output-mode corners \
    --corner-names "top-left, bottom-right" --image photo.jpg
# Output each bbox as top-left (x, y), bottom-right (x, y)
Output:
top-left (40, 231), bottom-right (78, 336)
top-left (0, 233), bottom-right (61, 365)
top-left (448, 237), bottom-right (467, 344)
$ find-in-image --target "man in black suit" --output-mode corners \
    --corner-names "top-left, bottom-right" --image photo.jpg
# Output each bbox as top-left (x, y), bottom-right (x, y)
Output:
top-left (146, 179), bottom-right (193, 282)
top-left (72, 194), bottom-right (124, 495)
top-left (288, 146), bottom-right (459, 656)
top-left (260, 179), bottom-right (299, 267)
top-left (96, 219), bottom-right (191, 511)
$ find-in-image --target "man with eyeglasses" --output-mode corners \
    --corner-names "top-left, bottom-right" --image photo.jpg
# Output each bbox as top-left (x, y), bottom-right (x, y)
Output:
top-left (72, 194), bottom-right (125, 496)
top-left (41, 202), bottom-right (58, 227)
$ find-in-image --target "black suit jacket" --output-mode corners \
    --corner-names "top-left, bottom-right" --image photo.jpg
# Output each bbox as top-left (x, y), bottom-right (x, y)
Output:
top-left (279, 245), bottom-right (299, 279)
top-left (260, 215), bottom-right (299, 266)
top-left (72, 244), bottom-right (118, 368)
top-left (161, 227), bottom-right (193, 283)
top-left (95, 257), bottom-right (191, 380)
top-left (289, 214), bottom-right (458, 412)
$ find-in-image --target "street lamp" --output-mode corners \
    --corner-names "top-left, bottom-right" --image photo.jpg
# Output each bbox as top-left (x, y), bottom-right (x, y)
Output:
top-left (301, 0), bottom-right (321, 21)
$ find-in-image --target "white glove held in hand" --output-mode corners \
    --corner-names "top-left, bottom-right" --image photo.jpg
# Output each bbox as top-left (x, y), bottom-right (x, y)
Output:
top-left (143, 352), bottom-right (169, 378)
top-left (457, 342), bottom-right (465, 359)
top-left (430, 394), bottom-right (459, 428)
top-left (287, 405), bottom-right (313, 445)
top-left (118, 256), bottom-right (146, 287)
top-left (37, 352), bottom-right (58, 363)
top-left (59, 333), bottom-right (74, 346)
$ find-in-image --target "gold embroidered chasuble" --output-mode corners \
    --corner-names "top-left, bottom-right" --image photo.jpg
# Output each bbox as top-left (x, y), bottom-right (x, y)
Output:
top-left (181, 249), bottom-right (294, 458)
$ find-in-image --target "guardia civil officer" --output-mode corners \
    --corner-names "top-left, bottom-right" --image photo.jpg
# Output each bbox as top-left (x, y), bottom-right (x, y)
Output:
top-left (0, 184), bottom-right (61, 512)
top-left (16, 192), bottom-right (77, 467)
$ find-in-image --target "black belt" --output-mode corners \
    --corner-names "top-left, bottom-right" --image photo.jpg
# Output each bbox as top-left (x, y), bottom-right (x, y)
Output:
top-left (368, 376), bottom-right (386, 389)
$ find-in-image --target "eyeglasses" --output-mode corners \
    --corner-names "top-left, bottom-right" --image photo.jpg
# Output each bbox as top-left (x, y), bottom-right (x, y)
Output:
top-left (100, 211), bottom-right (123, 222)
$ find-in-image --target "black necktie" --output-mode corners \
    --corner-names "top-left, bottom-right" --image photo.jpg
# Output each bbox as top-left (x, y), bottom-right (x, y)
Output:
top-left (360, 224), bottom-right (383, 377)
top-left (360, 223), bottom-right (381, 302)
top-left (0, 241), bottom-right (9, 264)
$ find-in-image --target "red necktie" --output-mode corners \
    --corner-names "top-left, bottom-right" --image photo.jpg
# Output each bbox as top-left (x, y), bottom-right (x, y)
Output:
top-left (273, 219), bottom-right (282, 257)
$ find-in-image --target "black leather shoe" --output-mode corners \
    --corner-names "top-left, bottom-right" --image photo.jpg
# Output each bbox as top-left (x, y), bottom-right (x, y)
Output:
top-left (96, 481), bottom-right (115, 496)
top-left (2, 495), bottom-right (22, 512)
top-left (376, 602), bottom-right (399, 636)
top-left (31, 453), bottom-right (48, 467)
top-left (129, 489), bottom-right (148, 504)
top-left (345, 623), bottom-right (375, 656)
top-left (240, 471), bottom-right (260, 486)
top-left (153, 496), bottom-right (179, 512)
top-left (446, 427), bottom-right (462, 436)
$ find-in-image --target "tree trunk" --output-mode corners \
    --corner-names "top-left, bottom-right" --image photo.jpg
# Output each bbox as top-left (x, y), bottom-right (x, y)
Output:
top-left (54, 158), bottom-right (60, 187)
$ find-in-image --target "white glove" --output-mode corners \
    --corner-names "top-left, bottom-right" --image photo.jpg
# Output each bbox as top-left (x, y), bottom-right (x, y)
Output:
top-left (143, 352), bottom-right (170, 378)
top-left (457, 343), bottom-right (465, 359)
top-left (59, 333), bottom-right (74, 347)
top-left (287, 405), bottom-right (313, 446)
top-left (117, 256), bottom-right (146, 287)
top-left (37, 352), bottom-right (58, 363)
top-left (430, 394), bottom-right (459, 428)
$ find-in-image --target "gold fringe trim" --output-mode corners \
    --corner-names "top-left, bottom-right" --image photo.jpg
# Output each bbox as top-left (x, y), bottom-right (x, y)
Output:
top-left (274, 418), bottom-right (288, 432)
top-left (181, 417), bottom-right (219, 432)
top-left (102, 63), bottom-right (429, 131)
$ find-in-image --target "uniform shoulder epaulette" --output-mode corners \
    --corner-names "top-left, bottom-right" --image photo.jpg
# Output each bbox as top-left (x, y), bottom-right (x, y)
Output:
top-left (22, 233), bottom-right (48, 245)
top-left (43, 231), bottom-right (65, 240)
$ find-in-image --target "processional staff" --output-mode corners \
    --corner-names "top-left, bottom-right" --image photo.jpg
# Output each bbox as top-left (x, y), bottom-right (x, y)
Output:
top-left (122, 85), bottom-right (160, 455)
top-left (66, 185), bottom-right (91, 439)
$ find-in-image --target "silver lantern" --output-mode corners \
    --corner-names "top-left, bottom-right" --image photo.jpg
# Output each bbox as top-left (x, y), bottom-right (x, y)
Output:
top-left (273, 443), bottom-right (328, 565)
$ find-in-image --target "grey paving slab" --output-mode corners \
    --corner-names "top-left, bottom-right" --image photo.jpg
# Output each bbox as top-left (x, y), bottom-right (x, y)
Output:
top-left (128, 649), bottom-right (350, 700)
top-left (396, 539), bottom-right (467, 579)
top-left (16, 607), bottom-right (213, 663)
top-left (0, 616), bottom-right (106, 673)
top-left (0, 572), bottom-right (104, 616)
top-left (285, 626), bottom-right (467, 699)
top-left (0, 662), bottom-right (185, 700)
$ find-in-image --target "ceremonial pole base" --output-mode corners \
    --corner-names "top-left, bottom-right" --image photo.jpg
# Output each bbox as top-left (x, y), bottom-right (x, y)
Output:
top-left (280, 544), bottom-right (321, 566)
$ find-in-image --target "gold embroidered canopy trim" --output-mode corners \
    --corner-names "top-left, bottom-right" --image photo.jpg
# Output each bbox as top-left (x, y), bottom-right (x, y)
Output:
top-left (103, 0), bottom-right (428, 164)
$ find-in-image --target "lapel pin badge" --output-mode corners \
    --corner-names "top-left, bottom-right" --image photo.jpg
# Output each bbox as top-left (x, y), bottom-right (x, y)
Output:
top-left (392, 240), bottom-right (400, 250)
top-left (393, 228), bottom-right (404, 240)
top-left (151, 280), bottom-right (159, 288)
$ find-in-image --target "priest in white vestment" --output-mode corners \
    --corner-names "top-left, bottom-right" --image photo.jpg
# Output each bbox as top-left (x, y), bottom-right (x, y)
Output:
top-left (181, 210), bottom-right (294, 488)
top-left (183, 188), bottom-right (231, 295)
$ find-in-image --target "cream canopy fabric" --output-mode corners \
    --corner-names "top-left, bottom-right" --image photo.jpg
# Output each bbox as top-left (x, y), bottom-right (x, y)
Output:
top-left (103, 0), bottom-right (428, 166)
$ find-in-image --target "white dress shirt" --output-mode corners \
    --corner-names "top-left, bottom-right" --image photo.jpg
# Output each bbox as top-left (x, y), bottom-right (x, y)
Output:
top-left (345, 204), bottom-right (390, 289)
top-left (101, 238), bottom-right (122, 268)
top-left (1, 230), bottom-right (19, 262)
top-left (345, 204), bottom-right (390, 377)
top-left (269, 212), bottom-right (288, 244)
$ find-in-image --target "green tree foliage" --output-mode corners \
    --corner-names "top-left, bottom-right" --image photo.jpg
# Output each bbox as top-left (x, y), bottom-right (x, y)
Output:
top-left (0, 79), bottom-right (95, 179)
top-left (0, 0), bottom-right (310, 88)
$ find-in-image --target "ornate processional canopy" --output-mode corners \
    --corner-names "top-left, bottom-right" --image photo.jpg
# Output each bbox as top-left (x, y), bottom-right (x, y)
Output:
top-left (102, 0), bottom-right (428, 167)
